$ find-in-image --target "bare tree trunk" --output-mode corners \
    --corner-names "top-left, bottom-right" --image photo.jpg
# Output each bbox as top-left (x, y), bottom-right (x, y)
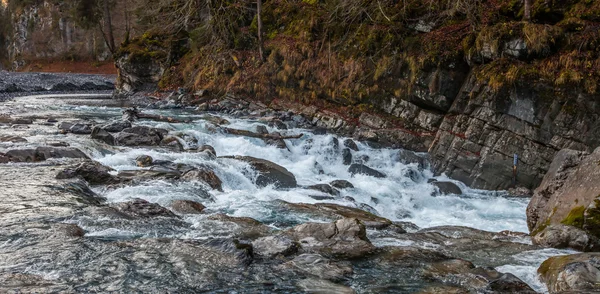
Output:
top-left (257, 0), bottom-right (264, 61)
top-left (523, 0), bottom-right (532, 21)
top-left (103, 0), bottom-right (116, 53)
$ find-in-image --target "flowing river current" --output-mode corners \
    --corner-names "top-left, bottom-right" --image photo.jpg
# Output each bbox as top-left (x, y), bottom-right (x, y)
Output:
top-left (0, 94), bottom-right (574, 293)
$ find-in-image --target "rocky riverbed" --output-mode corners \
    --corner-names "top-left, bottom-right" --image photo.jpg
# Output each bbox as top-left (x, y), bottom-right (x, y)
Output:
top-left (0, 73), bottom-right (596, 293)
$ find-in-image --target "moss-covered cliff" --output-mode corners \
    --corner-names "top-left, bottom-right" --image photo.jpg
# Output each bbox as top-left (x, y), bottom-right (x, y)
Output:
top-left (116, 0), bottom-right (600, 190)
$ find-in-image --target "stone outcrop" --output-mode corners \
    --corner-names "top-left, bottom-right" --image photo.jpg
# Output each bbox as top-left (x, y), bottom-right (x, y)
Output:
top-left (430, 77), bottom-right (600, 190)
top-left (114, 53), bottom-right (165, 97)
top-left (527, 147), bottom-right (600, 251)
top-left (538, 253), bottom-right (600, 293)
top-left (286, 218), bottom-right (375, 258)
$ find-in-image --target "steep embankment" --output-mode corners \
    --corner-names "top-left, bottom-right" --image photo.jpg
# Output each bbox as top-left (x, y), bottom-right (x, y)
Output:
top-left (114, 0), bottom-right (600, 191)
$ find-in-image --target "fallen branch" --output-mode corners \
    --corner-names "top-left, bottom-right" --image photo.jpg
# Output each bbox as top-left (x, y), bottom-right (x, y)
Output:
top-left (221, 127), bottom-right (303, 140)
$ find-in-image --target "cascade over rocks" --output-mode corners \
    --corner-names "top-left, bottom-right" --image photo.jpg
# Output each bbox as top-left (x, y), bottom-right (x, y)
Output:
top-left (527, 147), bottom-right (600, 251)
top-left (348, 163), bottom-right (386, 178)
top-left (225, 156), bottom-right (297, 188)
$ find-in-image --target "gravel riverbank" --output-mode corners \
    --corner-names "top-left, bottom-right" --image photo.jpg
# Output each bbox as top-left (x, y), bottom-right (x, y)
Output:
top-left (0, 71), bottom-right (116, 101)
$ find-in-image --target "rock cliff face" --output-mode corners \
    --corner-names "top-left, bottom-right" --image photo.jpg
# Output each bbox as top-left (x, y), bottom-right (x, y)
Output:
top-left (431, 77), bottom-right (600, 190)
top-left (2, 1), bottom-right (111, 69)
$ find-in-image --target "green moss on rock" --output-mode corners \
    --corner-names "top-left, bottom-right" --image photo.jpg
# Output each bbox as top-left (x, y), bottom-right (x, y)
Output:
top-left (562, 205), bottom-right (585, 228)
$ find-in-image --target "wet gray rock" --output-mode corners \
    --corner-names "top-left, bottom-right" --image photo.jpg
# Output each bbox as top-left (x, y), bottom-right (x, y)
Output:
top-left (182, 167), bottom-right (224, 191)
top-left (296, 278), bottom-right (356, 293)
top-left (56, 160), bottom-right (119, 185)
top-left (342, 148), bottom-right (352, 165)
top-left (307, 184), bottom-right (340, 196)
top-left (348, 164), bottom-right (386, 178)
top-left (532, 224), bottom-right (600, 252)
top-left (101, 120), bottom-right (132, 132)
top-left (431, 181), bottom-right (462, 195)
top-left (91, 126), bottom-right (115, 145)
top-left (227, 156), bottom-right (297, 188)
top-left (539, 253), bottom-right (600, 294)
top-left (278, 201), bottom-right (391, 229)
top-left (69, 123), bottom-right (92, 134)
top-left (170, 200), bottom-right (206, 214)
top-left (115, 126), bottom-right (168, 146)
top-left (255, 125), bottom-right (268, 134)
top-left (207, 213), bottom-right (272, 239)
top-left (330, 180), bottom-right (354, 189)
top-left (286, 218), bottom-right (375, 258)
top-left (279, 254), bottom-right (353, 281)
top-left (114, 198), bottom-right (178, 218)
top-left (4, 147), bottom-right (89, 162)
top-left (395, 149), bottom-right (428, 170)
top-left (343, 139), bottom-right (359, 151)
top-left (252, 235), bottom-right (299, 258)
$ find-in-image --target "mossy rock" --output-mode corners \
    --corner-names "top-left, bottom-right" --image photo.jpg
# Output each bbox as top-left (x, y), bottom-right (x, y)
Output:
top-left (562, 205), bottom-right (585, 228)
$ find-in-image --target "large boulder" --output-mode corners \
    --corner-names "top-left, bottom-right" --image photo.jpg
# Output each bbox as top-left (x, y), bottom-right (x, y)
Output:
top-left (277, 201), bottom-right (392, 229)
top-left (539, 253), bottom-right (600, 293)
top-left (227, 156), bottom-right (297, 188)
top-left (182, 167), bottom-right (223, 191)
top-left (56, 161), bottom-right (119, 185)
top-left (532, 224), bottom-right (600, 252)
top-left (101, 120), bottom-right (132, 132)
top-left (527, 148), bottom-right (600, 251)
top-left (424, 259), bottom-right (536, 293)
top-left (251, 235), bottom-right (299, 258)
top-left (431, 181), bottom-right (463, 195)
top-left (91, 126), bottom-right (115, 145)
top-left (286, 218), bottom-right (375, 258)
top-left (115, 126), bottom-right (168, 146)
top-left (113, 198), bottom-right (178, 218)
